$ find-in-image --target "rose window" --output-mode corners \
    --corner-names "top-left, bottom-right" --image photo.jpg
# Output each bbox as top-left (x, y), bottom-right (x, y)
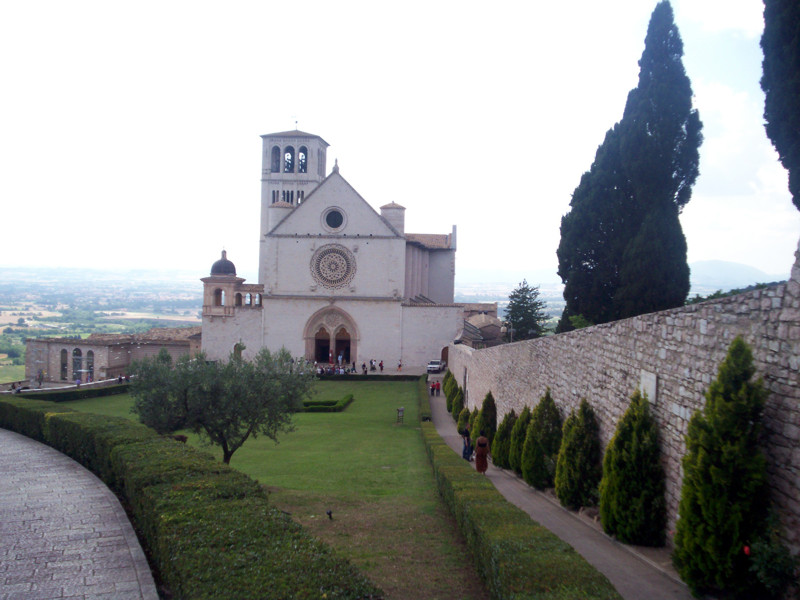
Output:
top-left (311, 244), bottom-right (356, 289)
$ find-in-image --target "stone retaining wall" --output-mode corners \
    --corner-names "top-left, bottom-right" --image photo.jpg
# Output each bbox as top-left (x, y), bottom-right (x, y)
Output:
top-left (449, 240), bottom-right (800, 551)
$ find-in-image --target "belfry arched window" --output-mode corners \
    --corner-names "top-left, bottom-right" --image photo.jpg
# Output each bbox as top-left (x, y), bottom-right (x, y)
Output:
top-left (298, 146), bottom-right (308, 173)
top-left (284, 146), bottom-right (295, 172)
top-left (270, 146), bottom-right (281, 172)
top-left (235, 293), bottom-right (243, 307)
top-left (214, 289), bottom-right (224, 306)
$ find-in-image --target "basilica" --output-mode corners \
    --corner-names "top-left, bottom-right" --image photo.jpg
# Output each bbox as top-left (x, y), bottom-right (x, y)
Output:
top-left (200, 130), bottom-right (464, 368)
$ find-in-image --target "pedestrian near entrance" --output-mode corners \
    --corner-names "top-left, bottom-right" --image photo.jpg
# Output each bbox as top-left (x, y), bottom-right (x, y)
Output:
top-left (379, 360), bottom-right (384, 372)
top-left (397, 360), bottom-right (402, 372)
top-left (475, 430), bottom-right (490, 474)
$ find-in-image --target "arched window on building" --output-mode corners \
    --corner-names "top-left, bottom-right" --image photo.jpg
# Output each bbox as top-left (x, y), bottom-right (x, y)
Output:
top-left (271, 146), bottom-right (281, 172)
top-left (245, 293), bottom-right (252, 306)
top-left (284, 146), bottom-right (295, 172)
top-left (87, 351), bottom-right (94, 382)
top-left (214, 289), bottom-right (224, 306)
top-left (72, 348), bottom-right (82, 382)
top-left (235, 293), bottom-right (243, 307)
top-left (60, 349), bottom-right (68, 380)
top-left (254, 294), bottom-right (262, 306)
top-left (298, 146), bottom-right (308, 173)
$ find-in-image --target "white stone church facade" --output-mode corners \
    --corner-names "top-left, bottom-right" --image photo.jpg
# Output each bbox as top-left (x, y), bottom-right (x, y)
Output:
top-left (200, 130), bottom-right (463, 368)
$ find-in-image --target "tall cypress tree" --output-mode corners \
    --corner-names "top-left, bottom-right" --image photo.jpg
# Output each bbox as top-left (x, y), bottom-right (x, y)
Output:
top-left (557, 0), bottom-right (701, 327)
top-left (761, 0), bottom-right (800, 211)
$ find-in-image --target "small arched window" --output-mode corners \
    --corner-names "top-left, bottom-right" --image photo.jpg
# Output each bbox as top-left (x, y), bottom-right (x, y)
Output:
top-left (298, 146), bottom-right (308, 173)
top-left (235, 293), bottom-right (243, 307)
top-left (245, 293), bottom-right (252, 306)
top-left (270, 146), bottom-right (281, 172)
top-left (214, 288), bottom-right (224, 306)
top-left (72, 348), bottom-right (82, 381)
top-left (284, 146), bottom-right (295, 172)
top-left (60, 349), bottom-right (68, 380)
top-left (87, 351), bottom-right (94, 381)
top-left (255, 294), bottom-right (262, 306)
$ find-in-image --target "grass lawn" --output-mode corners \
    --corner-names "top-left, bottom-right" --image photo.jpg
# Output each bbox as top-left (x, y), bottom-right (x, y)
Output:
top-left (0, 364), bottom-right (25, 385)
top-left (63, 381), bottom-right (489, 600)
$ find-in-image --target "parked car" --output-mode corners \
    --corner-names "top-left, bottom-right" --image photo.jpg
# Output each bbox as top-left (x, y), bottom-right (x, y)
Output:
top-left (427, 359), bottom-right (445, 373)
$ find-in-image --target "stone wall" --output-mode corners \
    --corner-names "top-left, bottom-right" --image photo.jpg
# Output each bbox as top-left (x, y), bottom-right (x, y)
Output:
top-left (449, 240), bottom-right (800, 551)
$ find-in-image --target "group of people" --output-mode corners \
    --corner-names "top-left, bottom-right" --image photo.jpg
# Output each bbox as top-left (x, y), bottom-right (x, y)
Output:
top-left (461, 424), bottom-right (490, 475)
top-left (429, 381), bottom-right (441, 396)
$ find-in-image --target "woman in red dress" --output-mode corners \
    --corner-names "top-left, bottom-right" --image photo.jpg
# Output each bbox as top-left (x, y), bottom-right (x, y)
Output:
top-left (474, 430), bottom-right (490, 474)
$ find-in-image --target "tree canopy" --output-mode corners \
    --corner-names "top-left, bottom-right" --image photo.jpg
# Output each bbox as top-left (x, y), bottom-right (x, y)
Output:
top-left (505, 279), bottom-right (548, 340)
top-left (761, 0), bottom-right (800, 211)
top-left (557, 1), bottom-right (701, 331)
top-left (131, 347), bottom-right (314, 464)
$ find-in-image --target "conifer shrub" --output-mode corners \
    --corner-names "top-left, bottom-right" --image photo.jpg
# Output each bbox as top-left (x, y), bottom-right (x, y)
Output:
top-left (457, 407), bottom-right (471, 435)
top-left (673, 337), bottom-right (774, 598)
top-left (508, 405), bottom-right (532, 475)
top-left (521, 389), bottom-right (562, 490)
top-left (491, 409), bottom-right (517, 469)
top-left (554, 399), bottom-right (602, 510)
top-left (443, 371), bottom-right (456, 400)
top-left (480, 392), bottom-right (498, 446)
top-left (451, 387), bottom-right (465, 422)
top-left (599, 389), bottom-right (665, 546)
top-left (468, 407), bottom-right (480, 436)
top-left (470, 410), bottom-right (485, 446)
top-left (446, 389), bottom-right (453, 413)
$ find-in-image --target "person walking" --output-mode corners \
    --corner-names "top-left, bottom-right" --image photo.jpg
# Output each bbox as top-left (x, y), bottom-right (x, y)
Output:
top-left (462, 424), bottom-right (473, 461)
top-left (475, 430), bottom-right (490, 474)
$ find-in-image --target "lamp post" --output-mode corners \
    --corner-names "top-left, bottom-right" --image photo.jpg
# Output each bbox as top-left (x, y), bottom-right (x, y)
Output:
top-left (501, 321), bottom-right (514, 343)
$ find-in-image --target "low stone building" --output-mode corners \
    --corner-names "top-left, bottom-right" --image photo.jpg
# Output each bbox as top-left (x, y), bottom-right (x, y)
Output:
top-left (25, 327), bottom-right (201, 385)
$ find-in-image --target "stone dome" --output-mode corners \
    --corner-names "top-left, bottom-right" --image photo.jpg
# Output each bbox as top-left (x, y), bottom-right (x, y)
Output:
top-left (210, 250), bottom-right (236, 276)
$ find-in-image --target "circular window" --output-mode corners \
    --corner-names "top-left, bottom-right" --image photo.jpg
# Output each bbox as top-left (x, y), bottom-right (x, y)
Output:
top-left (310, 244), bottom-right (356, 289)
top-left (322, 207), bottom-right (347, 232)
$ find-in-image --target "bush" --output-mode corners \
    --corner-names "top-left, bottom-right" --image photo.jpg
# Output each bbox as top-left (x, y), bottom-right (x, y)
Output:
top-left (301, 393), bottom-right (354, 412)
top-left (468, 408), bottom-right (480, 441)
top-left (748, 511), bottom-right (798, 600)
top-left (599, 389), bottom-right (665, 546)
top-left (451, 386), bottom-right (465, 421)
top-left (456, 407), bottom-right (471, 435)
top-left (443, 370), bottom-right (456, 400)
top-left (19, 383), bottom-right (130, 403)
top-left (555, 399), bottom-right (602, 510)
top-left (491, 409), bottom-right (517, 469)
top-left (673, 337), bottom-right (771, 598)
top-left (480, 392), bottom-right (497, 446)
top-left (508, 405), bottom-right (532, 475)
top-left (521, 389), bottom-right (562, 490)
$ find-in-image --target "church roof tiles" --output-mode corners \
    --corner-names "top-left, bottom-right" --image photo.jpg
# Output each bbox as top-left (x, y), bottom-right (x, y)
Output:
top-left (405, 233), bottom-right (451, 249)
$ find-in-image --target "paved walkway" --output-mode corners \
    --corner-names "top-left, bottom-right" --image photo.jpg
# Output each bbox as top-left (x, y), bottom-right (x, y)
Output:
top-left (428, 386), bottom-right (694, 600)
top-left (0, 428), bottom-right (158, 600)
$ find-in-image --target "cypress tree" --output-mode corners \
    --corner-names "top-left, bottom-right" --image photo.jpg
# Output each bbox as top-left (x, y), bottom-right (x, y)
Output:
top-left (491, 409), bottom-right (517, 469)
top-left (508, 405), bottom-right (532, 475)
top-left (480, 392), bottom-right (498, 446)
top-left (457, 407), bottom-right (471, 436)
top-left (599, 389), bottom-right (666, 546)
top-left (451, 387), bottom-right (465, 423)
top-left (521, 389), bottom-right (563, 489)
top-left (761, 0), bottom-right (800, 211)
top-left (554, 399), bottom-right (602, 510)
top-left (673, 337), bottom-right (769, 598)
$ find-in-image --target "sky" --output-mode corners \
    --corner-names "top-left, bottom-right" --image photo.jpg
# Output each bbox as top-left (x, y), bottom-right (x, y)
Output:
top-left (2, 0), bottom-right (798, 285)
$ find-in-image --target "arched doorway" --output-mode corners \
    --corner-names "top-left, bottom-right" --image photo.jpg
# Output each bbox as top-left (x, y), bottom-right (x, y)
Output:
top-left (335, 327), bottom-right (351, 365)
top-left (314, 327), bottom-right (331, 363)
top-left (304, 307), bottom-right (359, 365)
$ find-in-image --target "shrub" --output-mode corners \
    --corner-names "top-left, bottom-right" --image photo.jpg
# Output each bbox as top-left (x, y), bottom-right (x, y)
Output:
top-left (491, 409), bottom-right (517, 469)
top-left (555, 399), bottom-right (602, 510)
top-left (599, 389), bottom-right (665, 546)
top-left (451, 386), bottom-right (465, 422)
top-left (748, 512), bottom-right (798, 600)
top-left (446, 389), bottom-right (453, 413)
top-left (469, 408), bottom-right (482, 444)
top-left (480, 391), bottom-right (497, 446)
top-left (443, 370), bottom-right (456, 400)
top-left (673, 337), bottom-right (771, 598)
top-left (508, 405), bottom-right (532, 475)
top-left (521, 389), bottom-right (562, 490)
top-left (456, 407), bottom-right (471, 435)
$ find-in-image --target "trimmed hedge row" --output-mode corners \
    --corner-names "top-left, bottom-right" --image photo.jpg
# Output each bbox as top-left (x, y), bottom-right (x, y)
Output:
top-left (302, 394), bottom-right (354, 412)
top-left (315, 373), bottom-right (420, 382)
top-left (417, 392), bottom-right (621, 599)
top-left (15, 383), bottom-right (131, 402)
top-left (0, 397), bottom-right (381, 600)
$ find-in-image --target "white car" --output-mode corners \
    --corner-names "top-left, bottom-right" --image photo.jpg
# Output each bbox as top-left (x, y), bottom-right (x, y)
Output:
top-left (427, 359), bottom-right (445, 373)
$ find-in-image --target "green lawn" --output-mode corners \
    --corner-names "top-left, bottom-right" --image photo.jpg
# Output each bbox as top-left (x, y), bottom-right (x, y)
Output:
top-left (0, 364), bottom-right (25, 385)
top-left (63, 381), bottom-right (488, 600)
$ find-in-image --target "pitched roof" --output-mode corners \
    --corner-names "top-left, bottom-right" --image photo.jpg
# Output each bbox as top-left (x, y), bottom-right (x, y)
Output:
top-left (260, 130), bottom-right (330, 146)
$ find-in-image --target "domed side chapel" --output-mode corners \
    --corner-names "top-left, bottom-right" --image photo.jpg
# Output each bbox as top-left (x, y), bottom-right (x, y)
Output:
top-left (201, 130), bottom-right (464, 367)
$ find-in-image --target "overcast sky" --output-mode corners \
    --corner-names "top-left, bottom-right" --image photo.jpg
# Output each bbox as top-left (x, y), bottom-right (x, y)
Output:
top-left (2, 0), bottom-right (798, 284)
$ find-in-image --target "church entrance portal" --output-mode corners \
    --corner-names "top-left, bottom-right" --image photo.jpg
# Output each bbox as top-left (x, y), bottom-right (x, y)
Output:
top-left (304, 308), bottom-right (359, 365)
top-left (314, 327), bottom-right (331, 363)
top-left (335, 328), bottom-right (351, 364)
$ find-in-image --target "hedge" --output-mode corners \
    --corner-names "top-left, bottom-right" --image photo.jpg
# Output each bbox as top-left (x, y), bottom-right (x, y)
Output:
top-left (301, 393), bottom-right (354, 412)
top-left (14, 383), bottom-right (131, 402)
top-left (0, 397), bottom-right (381, 600)
top-left (417, 390), bottom-right (621, 600)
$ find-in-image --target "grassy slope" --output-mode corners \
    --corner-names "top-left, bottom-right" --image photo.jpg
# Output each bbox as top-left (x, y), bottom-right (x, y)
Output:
top-left (64, 382), bottom-right (489, 600)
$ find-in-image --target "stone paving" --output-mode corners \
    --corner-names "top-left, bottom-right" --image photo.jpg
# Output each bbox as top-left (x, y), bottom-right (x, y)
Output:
top-left (0, 428), bottom-right (158, 600)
